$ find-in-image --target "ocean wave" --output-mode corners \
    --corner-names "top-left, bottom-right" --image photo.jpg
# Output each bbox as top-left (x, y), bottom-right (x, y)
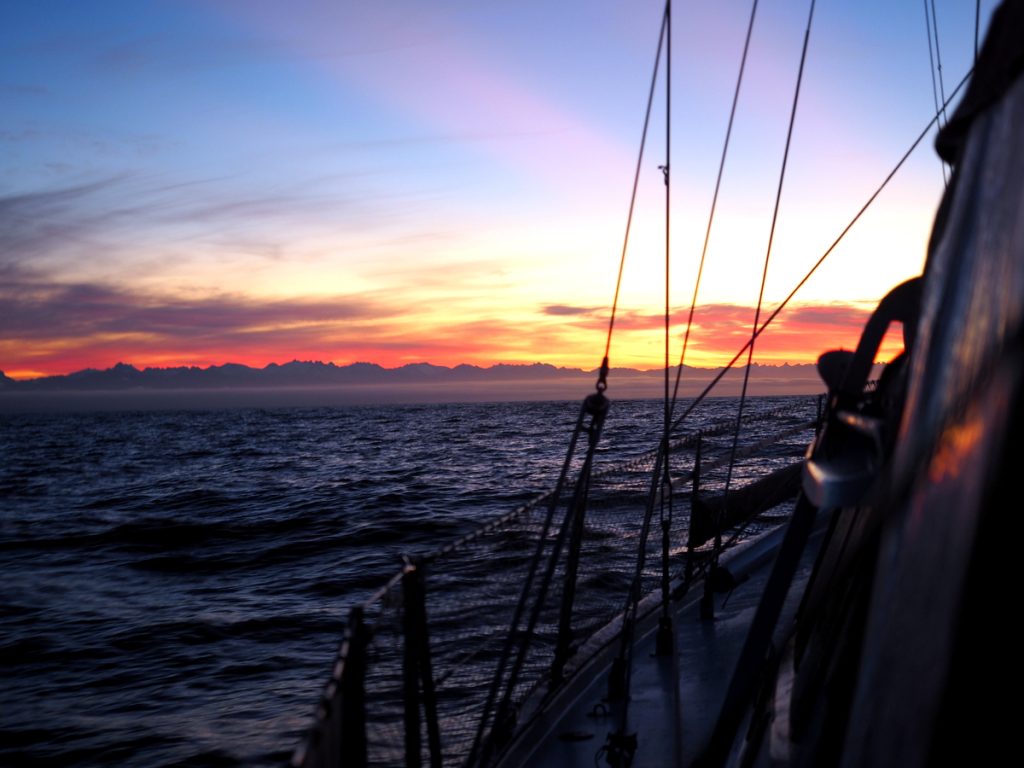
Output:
top-left (0, 396), bottom-right (819, 766)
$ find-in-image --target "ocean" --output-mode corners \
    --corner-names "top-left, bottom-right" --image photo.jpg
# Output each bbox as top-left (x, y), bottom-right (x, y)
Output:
top-left (0, 396), bottom-right (817, 766)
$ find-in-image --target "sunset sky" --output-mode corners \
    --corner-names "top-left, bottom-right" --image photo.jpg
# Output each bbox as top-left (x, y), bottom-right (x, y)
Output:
top-left (1, 0), bottom-right (996, 380)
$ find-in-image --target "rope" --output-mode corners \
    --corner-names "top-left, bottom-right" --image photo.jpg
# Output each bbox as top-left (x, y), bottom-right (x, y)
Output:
top-left (714, 0), bottom-right (817, 574)
top-left (668, 69), bottom-right (972, 436)
top-left (599, 5), bottom-right (669, 391)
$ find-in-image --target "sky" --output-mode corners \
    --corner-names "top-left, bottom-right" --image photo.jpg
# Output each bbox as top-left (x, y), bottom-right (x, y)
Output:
top-left (1, 0), bottom-right (999, 380)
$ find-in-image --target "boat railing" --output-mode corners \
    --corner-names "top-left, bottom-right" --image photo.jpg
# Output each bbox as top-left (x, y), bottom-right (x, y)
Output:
top-left (292, 397), bottom-right (821, 768)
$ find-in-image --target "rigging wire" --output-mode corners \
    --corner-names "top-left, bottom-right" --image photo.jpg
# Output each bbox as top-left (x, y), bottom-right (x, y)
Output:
top-left (665, 0), bottom-right (759, 618)
top-left (662, 0), bottom-right (672, 479)
top-left (975, 0), bottom-right (981, 63)
top-left (477, 9), bottom-right (673, 764)
top-left (712, 0), bottom-right (818, 572)
top-left (599, 6), bottom-right (669, 390)
top-left (658, 0), bottom-right (674, 640)
top-left (929, 0), bottom-right (949, 120)
top-left (923, 0), bottom-right (950, 185)
top-left (668, 69), bottom-right (972, 436)
top-left (923, 0), bottom-right (944, 126)
top-left (605, 7), bottom-right (674, 763)
top-left (669, 0), bottom-right (761, 419)
top-left (466, 398), bottom-right (598, 766)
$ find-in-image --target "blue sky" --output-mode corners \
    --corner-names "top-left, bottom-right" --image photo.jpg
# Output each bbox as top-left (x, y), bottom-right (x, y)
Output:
top-left (1, 0), bottom-right (999, 377)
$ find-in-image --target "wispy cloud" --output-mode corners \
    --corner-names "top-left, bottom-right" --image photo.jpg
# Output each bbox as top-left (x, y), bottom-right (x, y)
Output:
top-left (0, 174), bottom-right (374, 273)
top-left (784, 304), bottom-right (875, 327)
top-left (0, 178), bottom-right (134, 267)
top-left (2, 272), bottom-right (383, 338)
top-left (542, 304), bottom-right (602, 317)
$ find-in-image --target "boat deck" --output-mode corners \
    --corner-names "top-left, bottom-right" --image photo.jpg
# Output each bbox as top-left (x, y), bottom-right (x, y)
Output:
top-left (498, 518), bottom-right (826, 767)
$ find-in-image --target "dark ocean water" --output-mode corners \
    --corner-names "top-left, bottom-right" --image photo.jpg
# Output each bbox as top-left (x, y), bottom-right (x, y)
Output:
top-left (0, 396), bottom-right (815, 767)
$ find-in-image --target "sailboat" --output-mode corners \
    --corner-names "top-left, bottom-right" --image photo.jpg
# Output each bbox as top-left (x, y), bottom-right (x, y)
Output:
top-left (293, 1), bottom-right (1023, 766)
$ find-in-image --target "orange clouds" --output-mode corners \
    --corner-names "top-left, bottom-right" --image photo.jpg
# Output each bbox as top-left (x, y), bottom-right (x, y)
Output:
top-left (535, 300), bottom-right (904, 371)
top-left (2, 265), bottom-right (903, 380)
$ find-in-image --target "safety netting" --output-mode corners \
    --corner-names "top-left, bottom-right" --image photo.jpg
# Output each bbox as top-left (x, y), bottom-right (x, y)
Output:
top-left (295, 395), bottom-right (820, 768)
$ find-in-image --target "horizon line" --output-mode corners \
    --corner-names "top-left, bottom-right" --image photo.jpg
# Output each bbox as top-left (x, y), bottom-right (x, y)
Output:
top-left (1, 357), bottom-right (832, 383)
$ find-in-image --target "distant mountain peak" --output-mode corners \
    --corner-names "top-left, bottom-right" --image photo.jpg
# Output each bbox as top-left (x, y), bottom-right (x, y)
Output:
top-left (1, 360), bottom-right (828, 398)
